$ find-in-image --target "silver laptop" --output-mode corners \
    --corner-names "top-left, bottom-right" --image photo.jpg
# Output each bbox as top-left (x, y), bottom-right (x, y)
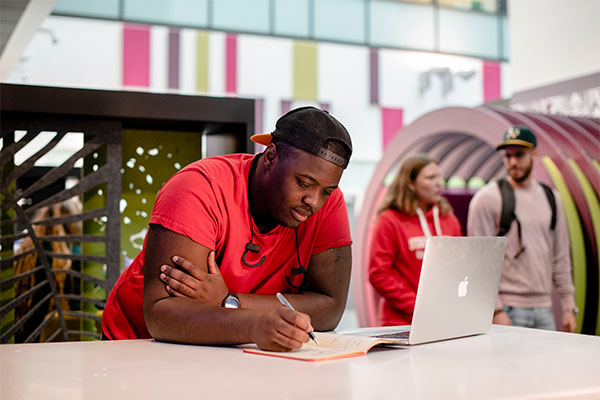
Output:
top-left (344, 236), bottom-right (506, 345)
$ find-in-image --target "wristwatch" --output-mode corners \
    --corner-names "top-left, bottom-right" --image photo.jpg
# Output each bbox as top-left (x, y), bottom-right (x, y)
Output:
top-left (222, 293), bottom-right (240, 309)
top-left (564, 306), bottom-right (579, 316)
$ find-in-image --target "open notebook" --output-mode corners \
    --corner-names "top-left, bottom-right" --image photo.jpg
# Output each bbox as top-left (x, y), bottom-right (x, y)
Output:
top-left (242, 331), bottom-right (402, 361)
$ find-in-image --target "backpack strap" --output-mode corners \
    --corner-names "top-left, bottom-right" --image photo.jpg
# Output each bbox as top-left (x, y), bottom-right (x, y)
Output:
top-left (496, 179), bottom-right (526, 258)
top-left (540, 182), bottom-right (557, 230)
top-left (496, 178), bottom-right (515, 236)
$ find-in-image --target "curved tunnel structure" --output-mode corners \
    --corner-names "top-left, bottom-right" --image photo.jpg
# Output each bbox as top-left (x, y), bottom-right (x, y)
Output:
top-left (353, 106), bottom-right (600, 335)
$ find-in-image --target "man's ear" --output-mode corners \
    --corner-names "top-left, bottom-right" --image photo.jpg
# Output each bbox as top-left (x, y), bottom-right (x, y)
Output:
top-left (263, 143), bottom-right (278, 170)
top-left (531, 147), bottom-right (539, 160)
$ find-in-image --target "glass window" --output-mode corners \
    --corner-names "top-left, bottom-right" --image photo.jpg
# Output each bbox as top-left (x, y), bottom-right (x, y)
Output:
top-left (438, 8), bottom-right (499, 59)
top-left (370, 1), bottom-right (435, 51)
top-left (274, 0), bottom-right (310, 37)
top-left (123, 0), bottom-right (209, 27)
top-left (314, 0), bottom-right (365, 43)
top-left (438, 0), bottom-right (498, 14)
top-left (53, 0), bottom-right (120, 19)
top-left (213, 0), bottom-right (270, 34)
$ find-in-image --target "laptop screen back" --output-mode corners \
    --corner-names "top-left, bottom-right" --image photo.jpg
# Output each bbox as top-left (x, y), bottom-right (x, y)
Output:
top-left (408, 236), bottom-right (506, 344)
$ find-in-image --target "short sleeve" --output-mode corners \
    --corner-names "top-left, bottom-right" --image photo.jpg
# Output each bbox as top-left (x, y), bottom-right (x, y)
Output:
top-left (149, 169), bottom-right (223, 250)
top-left (311, 188), bottom-right (352, 254)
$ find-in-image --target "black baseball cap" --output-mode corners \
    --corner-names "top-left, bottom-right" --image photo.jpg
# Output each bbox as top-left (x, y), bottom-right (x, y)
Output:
top-left (251, 106), bottom-right (353, 169)
top-left (496, 126), bottom-right (537, 150)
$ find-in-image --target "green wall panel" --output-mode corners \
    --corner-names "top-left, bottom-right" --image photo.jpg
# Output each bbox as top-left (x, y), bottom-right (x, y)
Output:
top-left (120, 129), bottom-right (203, 268)
top-left (195, 31), bottom-right (210, 93)
top-left (542, 157), bottom-right (586, 333)
top-left (293, 41), bottom-right (318, 101)
top-left (568, 159), bottom-right (600, 335)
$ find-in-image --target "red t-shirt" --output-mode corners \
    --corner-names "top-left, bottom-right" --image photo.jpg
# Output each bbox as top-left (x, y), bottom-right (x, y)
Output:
top-left (103, 153), bottom-right (352, 339)
top-left (368, 207), bottom-right (462, 326)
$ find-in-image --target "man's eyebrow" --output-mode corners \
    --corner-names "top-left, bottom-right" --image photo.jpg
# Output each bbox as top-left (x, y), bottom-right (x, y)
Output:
top-left (298, 174), bottom-right (338, 189)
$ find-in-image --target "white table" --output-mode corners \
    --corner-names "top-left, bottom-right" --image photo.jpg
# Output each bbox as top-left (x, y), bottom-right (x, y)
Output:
top-left (2, 325), bottom-right (599, 399)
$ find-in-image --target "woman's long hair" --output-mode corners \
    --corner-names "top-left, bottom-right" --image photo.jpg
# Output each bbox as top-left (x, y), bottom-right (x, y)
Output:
top-left (378, 153), bottom-right (453, 217)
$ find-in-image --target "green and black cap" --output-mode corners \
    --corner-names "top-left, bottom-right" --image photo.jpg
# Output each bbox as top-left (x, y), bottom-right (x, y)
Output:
top-left (496, 126), bottom-right (537, 150)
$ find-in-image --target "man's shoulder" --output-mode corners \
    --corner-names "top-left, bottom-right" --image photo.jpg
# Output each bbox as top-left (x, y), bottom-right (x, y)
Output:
top-left (315, 187), bottom-right (347, 218)
top-left (183, 153), bottom-right (252, 171)
top-left (531, 180), bottom-right (557, 195)
top-left (471, 181), bottom-right (501, 202)
top-left (178, 153), bottom-right (252, 181)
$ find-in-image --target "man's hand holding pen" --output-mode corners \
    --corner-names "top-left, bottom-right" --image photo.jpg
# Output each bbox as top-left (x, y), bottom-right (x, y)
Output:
top-left (250, 306), bottom-right (314, 352)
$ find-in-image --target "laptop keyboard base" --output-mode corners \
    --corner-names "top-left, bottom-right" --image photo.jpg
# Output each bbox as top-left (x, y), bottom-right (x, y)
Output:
top-left (373, 331), bottom-right (410, 339)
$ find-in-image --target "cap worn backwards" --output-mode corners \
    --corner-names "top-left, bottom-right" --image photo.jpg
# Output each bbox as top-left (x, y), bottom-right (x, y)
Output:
top-left (251, 106), bottom-right (353, 169)
top-left (495, 126), bottom-right (537, 151)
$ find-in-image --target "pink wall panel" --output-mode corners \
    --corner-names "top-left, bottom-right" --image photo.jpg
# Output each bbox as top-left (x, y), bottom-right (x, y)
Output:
top-left (226, 33), bottom-right (237, 94)
top-left (382, 107), bottom-right (404, 151)
top-left (123, 24), bottom-right (150, 87)
top-left (483, 60), bottom-right (501, 102)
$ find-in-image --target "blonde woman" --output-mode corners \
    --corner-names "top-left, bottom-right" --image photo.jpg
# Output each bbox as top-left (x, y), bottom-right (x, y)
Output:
top-left (369, 154), bottom-right (462, 326)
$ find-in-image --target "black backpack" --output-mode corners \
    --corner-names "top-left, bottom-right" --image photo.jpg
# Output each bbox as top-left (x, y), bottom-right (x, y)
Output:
top-left (496, 178), bottom-right (557, 258)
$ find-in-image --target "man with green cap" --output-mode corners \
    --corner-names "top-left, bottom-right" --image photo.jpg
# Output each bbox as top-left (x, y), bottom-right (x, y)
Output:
top-left (467, 126), bottom-right (577, 332)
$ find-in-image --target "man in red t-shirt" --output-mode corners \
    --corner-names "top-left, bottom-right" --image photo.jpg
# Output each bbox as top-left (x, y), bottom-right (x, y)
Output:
top-left (102, 106), bottom-right (353, 352)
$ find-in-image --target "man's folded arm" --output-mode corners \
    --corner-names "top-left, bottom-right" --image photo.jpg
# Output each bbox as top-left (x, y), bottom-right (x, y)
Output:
top-left (143, 224), bottom-right (315, 350)
top-left (142, 224), bottom-right (254, 344)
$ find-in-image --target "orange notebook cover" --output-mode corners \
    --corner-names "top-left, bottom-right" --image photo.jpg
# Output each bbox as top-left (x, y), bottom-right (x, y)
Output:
top-left (242, 332), bottom-right (400, 362)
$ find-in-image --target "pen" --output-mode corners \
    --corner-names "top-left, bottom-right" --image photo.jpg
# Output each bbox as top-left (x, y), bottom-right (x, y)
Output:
top-left (275, 292), bottom-right (320, 346)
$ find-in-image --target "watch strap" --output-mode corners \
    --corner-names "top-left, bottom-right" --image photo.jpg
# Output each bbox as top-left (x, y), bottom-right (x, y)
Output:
top-left (563, 306), bottom-right (579, 315)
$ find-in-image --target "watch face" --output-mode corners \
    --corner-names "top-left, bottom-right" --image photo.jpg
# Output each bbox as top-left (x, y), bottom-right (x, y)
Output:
top-left (224, 295), bottom-right (240, 309)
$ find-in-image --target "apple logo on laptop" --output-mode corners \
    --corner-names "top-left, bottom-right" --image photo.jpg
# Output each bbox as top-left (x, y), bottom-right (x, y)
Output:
top-left (457, 276), bottom-right (469, 298)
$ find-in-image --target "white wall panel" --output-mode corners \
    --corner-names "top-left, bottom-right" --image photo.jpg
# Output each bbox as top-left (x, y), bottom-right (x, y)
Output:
top-left (380, 49), bottom-right (483, 125)
top-left (318, 42), bottom-right (381, 163)
top-left (150, 25), bottom-right (168, 92)
top-left (501, 62), bottom-right (512, 100)
top-left (179, 28), bottom-right (197, 95)
top-left (237, 34), bottom-right (294, 136)
top-left (509, 0), bottom-right (600, 92)
top-left (238, 35), bottom-right (292, 100)
top-left (208, 31), bottom-right (225, 96)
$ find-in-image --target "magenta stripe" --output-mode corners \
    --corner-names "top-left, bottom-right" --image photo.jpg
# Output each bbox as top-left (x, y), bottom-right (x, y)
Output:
top-left (483, 60), bottom-right (501, 102)
top-left (381, 107), bottom-right (403, 151)
top-left (253, 98), bottom-right (264, 152)
top-left (369, 48), bottom-right (379, 104)
top-left (281, 100), bottom-right (292, 115)
top-left (168, 28), bottom-right (180, 90)
top-left (123, 24), bottom-right (150, 87)
top-left (254, 98), bottom-right (264, 134)
top-left (226, 33), bottom-right (237, 94)
top-left (319, 102), bottom-right (330, 112)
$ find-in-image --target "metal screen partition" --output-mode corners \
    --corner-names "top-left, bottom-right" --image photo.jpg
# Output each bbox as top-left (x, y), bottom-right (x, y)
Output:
top-left (0, 116), bottom-right (121, 343)
top-left (0, 83), bottom-right (256, 344)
